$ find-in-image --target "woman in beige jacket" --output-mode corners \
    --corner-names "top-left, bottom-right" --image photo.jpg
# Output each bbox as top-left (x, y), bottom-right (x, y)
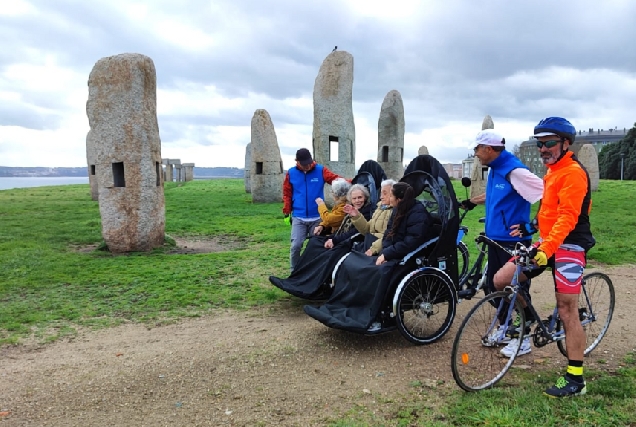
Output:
top-left (343, 179), bottom-right (396, 255)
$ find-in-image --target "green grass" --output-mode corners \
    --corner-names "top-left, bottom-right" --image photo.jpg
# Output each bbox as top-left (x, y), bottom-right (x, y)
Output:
top-left (451, 179), bottom-right (636, 265)
top-left (1, 178), bottom-right (635, 425)
top-left (324, 367), bottom-right (636, 426)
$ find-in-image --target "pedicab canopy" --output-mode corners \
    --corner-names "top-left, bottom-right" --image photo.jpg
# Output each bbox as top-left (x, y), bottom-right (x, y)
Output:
top-left (400, 154), bottom-right (460, 285)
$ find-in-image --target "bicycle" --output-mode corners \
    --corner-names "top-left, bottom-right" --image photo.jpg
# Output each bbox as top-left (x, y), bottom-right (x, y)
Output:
top-left (450, 244), bottom-right (615, 392)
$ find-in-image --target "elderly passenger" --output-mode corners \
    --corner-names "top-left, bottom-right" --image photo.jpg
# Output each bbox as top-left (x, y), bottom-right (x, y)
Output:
top-left (313, 178), bottom-right (350, 236)
top-left (269, 182), bottom-right (374, 300)
top-left (344, 179), bottom-right (396, 255)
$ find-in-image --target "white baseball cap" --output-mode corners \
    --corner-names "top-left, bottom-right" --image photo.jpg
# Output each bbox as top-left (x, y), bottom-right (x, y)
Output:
top-left (469, 130), bottom-right (505, 150)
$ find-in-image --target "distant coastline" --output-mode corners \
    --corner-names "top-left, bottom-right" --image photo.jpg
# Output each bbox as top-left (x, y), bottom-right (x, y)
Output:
top-left (0, 166), bottom-right (245, 178)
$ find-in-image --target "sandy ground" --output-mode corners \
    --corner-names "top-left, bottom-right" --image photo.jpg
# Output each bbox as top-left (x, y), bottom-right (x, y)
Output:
top-left (1, 265), bottom-right (634, 426)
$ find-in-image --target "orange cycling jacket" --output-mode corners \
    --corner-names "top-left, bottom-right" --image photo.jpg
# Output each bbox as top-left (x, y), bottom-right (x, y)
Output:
top-left (537, 151), bottom-right (595, 258)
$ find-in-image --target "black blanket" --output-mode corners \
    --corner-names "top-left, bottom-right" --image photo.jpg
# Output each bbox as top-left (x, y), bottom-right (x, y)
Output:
top-left (303, 251), bottom-right (403, 332)
top-left (269, 236), bottom-right (355, 300)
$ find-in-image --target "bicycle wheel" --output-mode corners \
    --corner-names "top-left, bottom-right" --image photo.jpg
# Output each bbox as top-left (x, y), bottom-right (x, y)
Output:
top-left (457, 241), bottom-right (470, 284)
top-left (395, 269), bottom-right (457, 345)
top-left (556, 272), bottom-right (615, 357)
top-left (451, 291), bottom-right (525, 391)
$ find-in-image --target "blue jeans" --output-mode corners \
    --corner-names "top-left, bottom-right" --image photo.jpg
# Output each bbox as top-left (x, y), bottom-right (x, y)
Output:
top-left (290, 217), bottom-right (321, 271)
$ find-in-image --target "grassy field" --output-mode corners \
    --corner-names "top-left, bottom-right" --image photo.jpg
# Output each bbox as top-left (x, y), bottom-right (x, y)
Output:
top-left (1, 178), bottom-right (635, 426)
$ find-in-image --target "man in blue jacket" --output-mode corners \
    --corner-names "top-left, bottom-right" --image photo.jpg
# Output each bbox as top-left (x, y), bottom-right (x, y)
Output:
top-left (283, 148), bottom-right (342, 271)
top-left (461, 130), bottom-right (543, 355)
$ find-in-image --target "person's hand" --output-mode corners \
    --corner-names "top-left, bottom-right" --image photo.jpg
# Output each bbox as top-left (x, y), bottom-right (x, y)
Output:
top-left (324, 239), bottom-right (334, 249)
top-left (343, 204), bottom-right (359, 217)
top-left (315, 197), bottom-right (324, 205)
top-left (375, 254), bottom-right (386, 265)
top-left (283, 214), bottom-right (291, 225)
top-left (460, 199), bottom-right (476, 211)
top-left (529, 247), bottom-right (548, 266)
top-left (313, 225), bottom-right (324, 235)
top-left (516, 220), bottom-right (538, 238)
top-left (364, 249), bottom-right (374, 256)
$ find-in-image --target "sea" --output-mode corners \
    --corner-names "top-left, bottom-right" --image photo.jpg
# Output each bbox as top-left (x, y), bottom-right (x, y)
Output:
top-left (0, 177), bottom-right (89, 191)
top-left (0, 176), bottom-right (232, 191)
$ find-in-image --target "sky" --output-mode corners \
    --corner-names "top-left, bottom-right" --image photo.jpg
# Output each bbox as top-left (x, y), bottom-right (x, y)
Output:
top-left (1, 0), bottom-right (636, 170)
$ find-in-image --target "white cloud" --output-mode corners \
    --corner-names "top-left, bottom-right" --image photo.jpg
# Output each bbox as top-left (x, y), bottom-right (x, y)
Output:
top-left (1, 0), bottom-right (635, 169)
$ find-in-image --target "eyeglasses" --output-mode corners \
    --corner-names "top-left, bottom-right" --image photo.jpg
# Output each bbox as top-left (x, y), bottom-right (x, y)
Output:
top-left (473, 145), bottom-right (485, 153)
top-left (536, 139), bottom-right (560, 149)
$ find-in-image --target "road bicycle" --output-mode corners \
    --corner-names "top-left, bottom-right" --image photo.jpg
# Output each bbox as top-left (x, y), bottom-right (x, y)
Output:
top-left (450, 244), bottom-right (615, 391)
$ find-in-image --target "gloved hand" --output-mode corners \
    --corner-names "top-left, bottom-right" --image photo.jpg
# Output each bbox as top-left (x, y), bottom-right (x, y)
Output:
top-left (460, 199), bottom-right (476, 211)
top-left (517, 219), bottom-right (538, 237)
top-left (283, 214), bottom-right (291, 225)
top-left (528, 247), bottom-right (548, 266)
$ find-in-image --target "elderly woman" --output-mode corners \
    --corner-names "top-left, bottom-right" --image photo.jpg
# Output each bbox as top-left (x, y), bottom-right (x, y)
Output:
top-left (305, 182), bottom-right (439, 331)
top-left (344, 179), bottom-right (396, 255)
top-left (313, 178), bottom-right (350, 236)
top-left (269, 183), bottom-right (374, 300)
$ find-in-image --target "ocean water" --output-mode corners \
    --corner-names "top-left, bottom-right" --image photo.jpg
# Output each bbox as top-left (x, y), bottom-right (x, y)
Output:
top-left (0, 177), bottom-right (89, 191)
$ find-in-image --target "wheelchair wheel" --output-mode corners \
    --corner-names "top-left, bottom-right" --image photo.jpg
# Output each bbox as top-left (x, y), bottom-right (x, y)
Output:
top-left (451, 291), bottom-right (524, 391)
top-left (395, 269), bottom-right (457, 345)
top-left (556, 272), bottom-right (615, 358)
top-left (457, 241), bottom-right (469, 284)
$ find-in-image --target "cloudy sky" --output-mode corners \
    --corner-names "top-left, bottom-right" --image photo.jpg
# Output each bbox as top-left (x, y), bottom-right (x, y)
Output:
top-left (2, 0), bottom-right (635, 170)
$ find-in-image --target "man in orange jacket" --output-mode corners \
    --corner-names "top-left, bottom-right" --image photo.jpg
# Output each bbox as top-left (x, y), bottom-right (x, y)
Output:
top-left (494, 117), bottom-right (595, 398)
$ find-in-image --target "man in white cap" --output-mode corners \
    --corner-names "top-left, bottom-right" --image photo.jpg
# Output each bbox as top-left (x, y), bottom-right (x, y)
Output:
top-left (461, 130), bottom-right (543, 356)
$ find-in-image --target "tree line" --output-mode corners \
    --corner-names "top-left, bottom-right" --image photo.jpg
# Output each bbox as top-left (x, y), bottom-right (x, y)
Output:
top-left (598, 122), bottom-right (636, 180)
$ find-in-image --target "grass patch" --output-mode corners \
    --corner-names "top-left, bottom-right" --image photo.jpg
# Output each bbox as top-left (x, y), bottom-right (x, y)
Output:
top-left (326, 366), bottom-right (636, 426)
top-left (1, 178), bottom-right (633, 344)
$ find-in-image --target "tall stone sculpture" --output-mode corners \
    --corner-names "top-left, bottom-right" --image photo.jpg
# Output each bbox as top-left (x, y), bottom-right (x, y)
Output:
top-left (244, 142), bottom-right (252, 193)
top-left (418, 146), bottom-right (429, 156)
top-left (577, 144), bottom-right (599, 191)
top-left (250, 109), bottom-right (283, 203)
top-left (86, 53), bottom-right (165, 253)
top-left (482, 115), bottom-right (494, 130)
top-left (312, 50), bottom-right (355, 179)
top-left (86, 145), bottom-right (98, 200)
top-left (377, 90), bottom-right (405, 180)
top-left (183, 163), bottom-right (194, 181)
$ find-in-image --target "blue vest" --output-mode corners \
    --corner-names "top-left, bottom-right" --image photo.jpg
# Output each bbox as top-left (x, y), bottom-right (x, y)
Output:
top-left (484, 150), bottom-right (531, 242)
top-left (288, 164), bottom-right (325, 218)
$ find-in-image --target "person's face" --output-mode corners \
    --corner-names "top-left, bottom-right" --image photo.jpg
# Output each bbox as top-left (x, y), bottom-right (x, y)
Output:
top-left (389, 191), bottom-right (401, 208)
top-left (350, 189), bottom-right (365, 209)
top-left (380, 185), bottom-right (392, 205)
top-left (537, 136), bottom-right (566, 165)
top-left (473, 144), bottom-right (496, 165)
top-left (297, 162), bottom-right (312, 172)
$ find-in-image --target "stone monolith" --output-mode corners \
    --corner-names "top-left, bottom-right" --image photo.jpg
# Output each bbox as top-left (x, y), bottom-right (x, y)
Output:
top-left (86, 53), bottom-right (165, 253)
top-left (312, 50), bottom-right (355, 179)
top-left (482, 115), bottom-right (494, 130)
top-left (244, 142), bottom-right (252, 193)
top-left (377, 90), bottom-right (405, 180)
top-left (578, 144), bottom-right (599, 191)
top-left (250, 109), bottom-right (284, 203)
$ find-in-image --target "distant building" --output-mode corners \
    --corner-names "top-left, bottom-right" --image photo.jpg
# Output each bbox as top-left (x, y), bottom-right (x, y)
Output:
top-left (461, 155), bottom-right (475, 178)
top-left (443, 163), bottom-right (463, 179)
top-left (519, 127), bottom-right (628, 177)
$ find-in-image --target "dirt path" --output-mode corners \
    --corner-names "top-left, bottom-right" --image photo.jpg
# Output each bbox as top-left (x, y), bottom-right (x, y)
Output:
top-left (1, 265), bottom-right (634, 426)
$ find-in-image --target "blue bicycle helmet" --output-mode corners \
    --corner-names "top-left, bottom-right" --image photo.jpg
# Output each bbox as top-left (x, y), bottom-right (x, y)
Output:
top-left (533, 117), bottom-right (576, 143)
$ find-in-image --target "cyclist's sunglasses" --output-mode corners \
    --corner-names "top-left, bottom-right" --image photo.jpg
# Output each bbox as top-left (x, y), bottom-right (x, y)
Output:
top-left (536, 139), bottom-right (561, 149)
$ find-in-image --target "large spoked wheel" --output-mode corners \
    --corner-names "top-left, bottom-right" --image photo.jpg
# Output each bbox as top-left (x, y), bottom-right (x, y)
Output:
top-left (457, 241), bottom-right (470, 284)
top-left (395, 269), bottom-right (457, 345)
top-left (451, 291), bottom-right (525, 392)
top-left (556, 272), bottom-right (615, 358)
